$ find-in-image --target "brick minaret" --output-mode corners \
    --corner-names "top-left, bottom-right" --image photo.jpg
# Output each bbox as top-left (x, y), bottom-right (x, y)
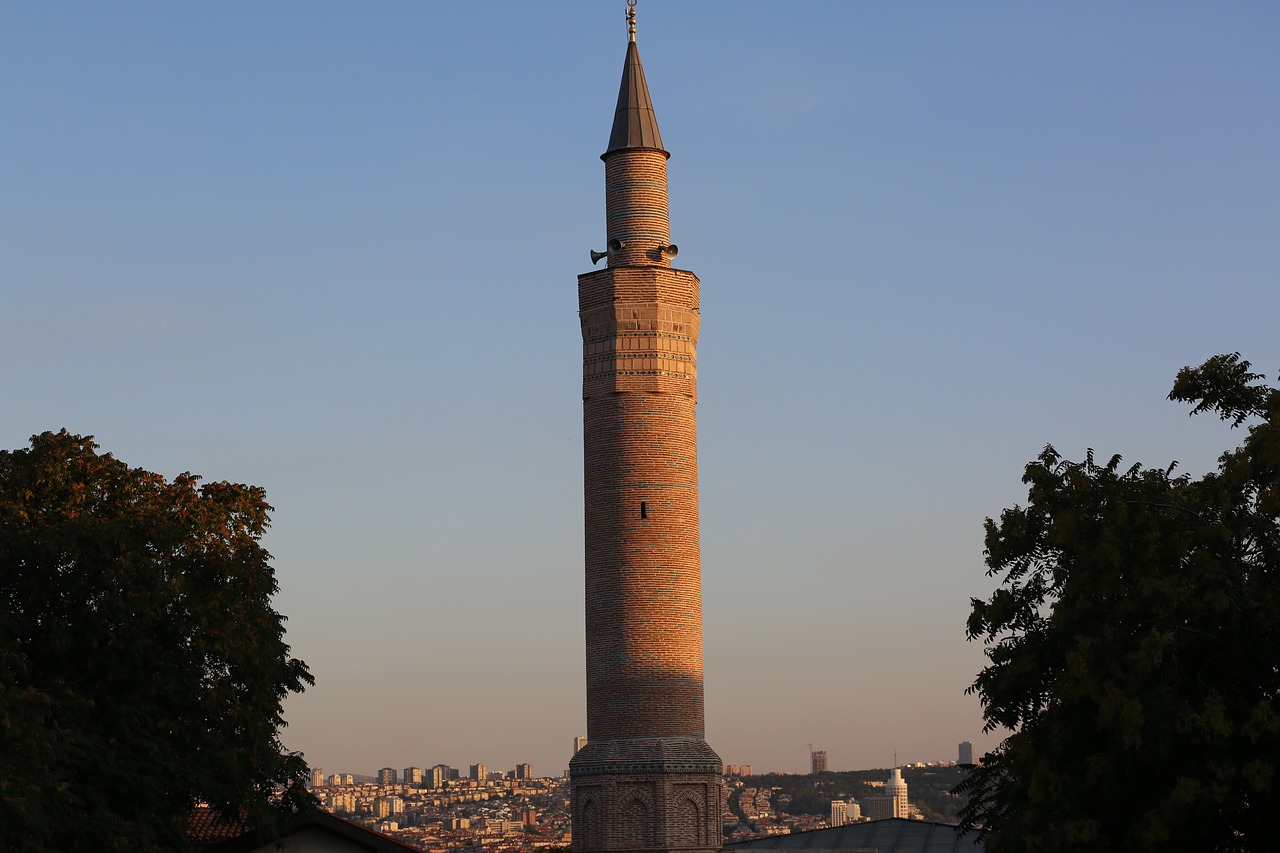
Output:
top-left (570, 5), bottom-right (723, 853)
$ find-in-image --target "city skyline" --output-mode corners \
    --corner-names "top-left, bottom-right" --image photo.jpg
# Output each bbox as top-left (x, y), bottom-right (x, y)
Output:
top-left (3, 2), bottom-right (1277, 778)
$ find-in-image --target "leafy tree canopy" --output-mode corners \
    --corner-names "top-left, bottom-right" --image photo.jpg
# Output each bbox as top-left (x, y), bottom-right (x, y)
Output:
top-left (958, 354), bottom-right (1280, 852)
top-left (0, 431), bottom-right (314, 851)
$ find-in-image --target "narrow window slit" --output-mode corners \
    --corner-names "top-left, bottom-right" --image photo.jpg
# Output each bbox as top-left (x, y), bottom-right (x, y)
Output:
top-left (640, 501), bottom-right (648, 519)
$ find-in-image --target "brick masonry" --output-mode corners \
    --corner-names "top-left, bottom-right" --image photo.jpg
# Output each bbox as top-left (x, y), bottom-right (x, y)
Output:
top-left (569, 140), bottom-right (723, 851)
top-left (604, 151), bottom-right (672, 267)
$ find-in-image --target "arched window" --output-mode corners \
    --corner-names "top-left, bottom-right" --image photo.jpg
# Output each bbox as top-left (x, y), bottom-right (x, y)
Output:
top-left (673, 793), bottom-right (703, 847)
top-left (577, 795), bottom-right (602, 852)
top-left (619, 792), bottom-right (655, 848)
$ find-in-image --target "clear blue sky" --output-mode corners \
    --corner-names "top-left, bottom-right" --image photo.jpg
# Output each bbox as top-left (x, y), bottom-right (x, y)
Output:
top-left (3, 1), bottom-right (1277, 778)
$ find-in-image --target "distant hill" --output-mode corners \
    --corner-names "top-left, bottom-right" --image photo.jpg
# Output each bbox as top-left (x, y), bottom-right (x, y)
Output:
top-left (733, 766), bottom-right (968, 824)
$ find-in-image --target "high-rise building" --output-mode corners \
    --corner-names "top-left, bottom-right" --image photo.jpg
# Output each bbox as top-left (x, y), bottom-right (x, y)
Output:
top-left (428, 765), bottom-right (445, 789)
top-left (342, 773), bottom-right (354, 786)
top-left (860, 796), bottom-right (895, 821)
top-left (886, 767), bottom-right (909, 818)
top-left (515, 763), bottom-right (533, 781)
top-left (377, 767), bottom-right (397, 786)
top-left (958, 741), bottom-right (974, 766)
top-left (568, 6), bottom-right (722, 853)
top-left (404, 766), bottom-right (423, 787)
top-left (329, 773), bottom-right (343, 787)
top-left (830, 800), bottom-right (848, 827)
top-left (811, 750), bottom-right (828, 774)
top-left (574, 735), bottom-right (589, 755)
top-left (310, 767), bottom-right (325, 788)
top-left (739, 765), bottom-right (752, 777)
top-left (469, 763), bottom-right (486, 782)
top-left (373, 796), bottom-right (405, 819)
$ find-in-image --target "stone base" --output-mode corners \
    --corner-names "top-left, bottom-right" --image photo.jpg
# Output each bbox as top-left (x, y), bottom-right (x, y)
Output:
top-left (570, 738), bottom-right (723, 853)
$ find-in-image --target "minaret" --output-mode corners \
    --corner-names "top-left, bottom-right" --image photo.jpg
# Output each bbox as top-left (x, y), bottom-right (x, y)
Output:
top-left (569, 4), bottom-right (723, 853)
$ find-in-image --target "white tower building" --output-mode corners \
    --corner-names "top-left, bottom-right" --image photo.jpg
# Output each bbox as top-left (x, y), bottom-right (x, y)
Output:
top-left (886, 767), bottom-right (909, 819)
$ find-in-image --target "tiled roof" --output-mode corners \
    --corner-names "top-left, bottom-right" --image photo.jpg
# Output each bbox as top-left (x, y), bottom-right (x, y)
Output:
top-left (726, 818), bottom-right (983, 853)
top-left (188, 806), bottom-right (249, 844)
top-left (188, 805), bottom-right (422, 852)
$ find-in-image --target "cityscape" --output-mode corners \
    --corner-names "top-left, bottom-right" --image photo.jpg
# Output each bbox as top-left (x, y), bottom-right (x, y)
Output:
top-left (301, 744), bottom-right (976, 850)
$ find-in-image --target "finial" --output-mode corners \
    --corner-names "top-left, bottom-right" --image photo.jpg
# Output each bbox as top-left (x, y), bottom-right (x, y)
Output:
top-left (627, 0), bottom-right (637, 42)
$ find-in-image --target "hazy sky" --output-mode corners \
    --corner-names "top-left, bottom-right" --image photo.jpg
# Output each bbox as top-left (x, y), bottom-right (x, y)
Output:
top-left (4, 1), bottom-right (1277, 778)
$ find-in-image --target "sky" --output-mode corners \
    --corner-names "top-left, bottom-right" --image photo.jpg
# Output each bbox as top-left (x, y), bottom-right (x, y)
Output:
top-left (3, 1), bottom-right (1278, 779)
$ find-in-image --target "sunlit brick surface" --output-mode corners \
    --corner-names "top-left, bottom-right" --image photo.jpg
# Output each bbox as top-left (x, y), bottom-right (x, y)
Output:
top-left (605, 150), bottom-right (672, 267)
top-left (583, 390), bottom-right (703, 740)
top-left (570, 142), bottom-right (723, 853)
top-left (579, 266), bottom-right (700, 392)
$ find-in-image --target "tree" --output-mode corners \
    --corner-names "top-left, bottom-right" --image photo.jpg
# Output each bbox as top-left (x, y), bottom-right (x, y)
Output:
top-left (957, 354), bottom-right (1280, 852)
top-left (0, 430), bottom-right (314, 851)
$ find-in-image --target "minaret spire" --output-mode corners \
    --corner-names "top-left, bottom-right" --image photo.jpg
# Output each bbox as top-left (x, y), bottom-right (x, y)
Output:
top-left (607, 1), bottom-right (664, 155)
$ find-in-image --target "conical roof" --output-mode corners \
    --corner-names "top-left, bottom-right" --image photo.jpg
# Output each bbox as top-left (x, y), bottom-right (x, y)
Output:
top-left (606, 40), bottom-right (665, 155)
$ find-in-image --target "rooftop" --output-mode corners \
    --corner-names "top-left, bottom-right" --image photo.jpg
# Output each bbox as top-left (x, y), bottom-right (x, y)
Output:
top-left (726, 818), bottom-right (983, 853)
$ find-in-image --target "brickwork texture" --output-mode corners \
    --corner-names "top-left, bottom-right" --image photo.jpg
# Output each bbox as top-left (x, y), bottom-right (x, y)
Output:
top-left (569, 32), bottom-right (723, 853)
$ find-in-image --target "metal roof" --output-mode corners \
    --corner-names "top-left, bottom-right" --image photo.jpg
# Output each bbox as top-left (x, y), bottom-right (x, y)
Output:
top-left (605, 40), bottom-right (665, 155)
top-left (726, 819), bottom-right (983, 853)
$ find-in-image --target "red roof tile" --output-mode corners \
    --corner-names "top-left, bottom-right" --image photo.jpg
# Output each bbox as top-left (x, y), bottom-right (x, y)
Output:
top-left (188, 805), bottom-right (250, 844)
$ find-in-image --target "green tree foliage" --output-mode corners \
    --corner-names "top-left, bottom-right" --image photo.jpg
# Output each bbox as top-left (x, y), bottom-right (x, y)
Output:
top-left (958, 354), bottom-right (1280, 852)
top-left (0, 431), bottom-right (314, 851)
top-left (901, 767), bottom-right (966, 823)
